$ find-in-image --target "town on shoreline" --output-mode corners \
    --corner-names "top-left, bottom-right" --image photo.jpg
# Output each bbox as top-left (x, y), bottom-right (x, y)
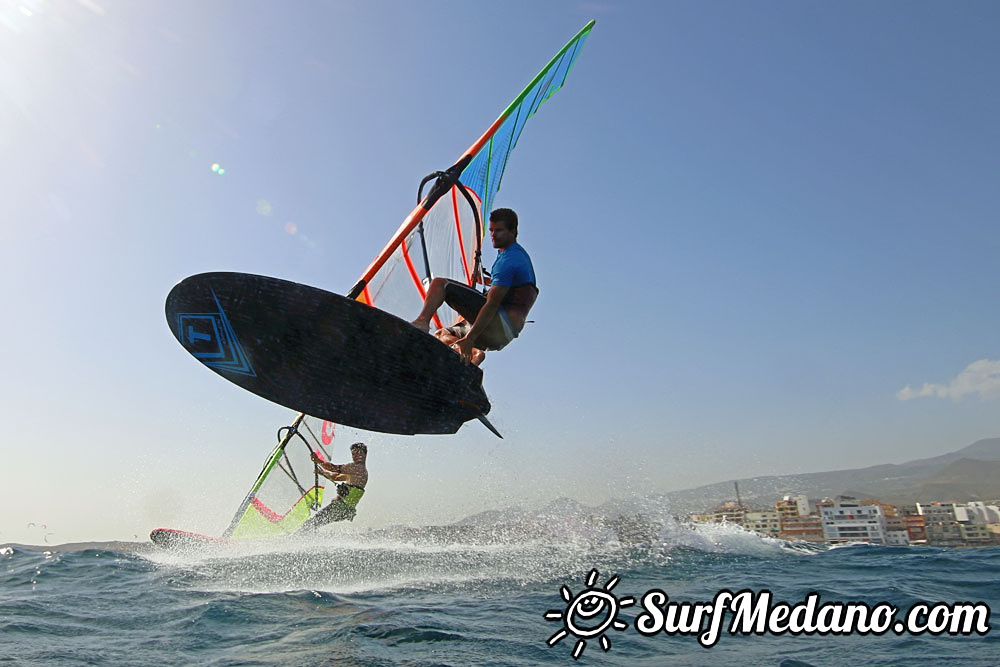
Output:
top-left (689, 493), bottom-right (1000, 547)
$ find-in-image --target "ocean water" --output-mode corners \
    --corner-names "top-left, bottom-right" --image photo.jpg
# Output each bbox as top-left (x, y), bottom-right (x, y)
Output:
top-left (2, 512), bottom-right (997, 666)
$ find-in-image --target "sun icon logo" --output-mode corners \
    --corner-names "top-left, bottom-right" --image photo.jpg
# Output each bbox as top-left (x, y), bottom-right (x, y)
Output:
top-left (544, 569), bottom-right (635, 660)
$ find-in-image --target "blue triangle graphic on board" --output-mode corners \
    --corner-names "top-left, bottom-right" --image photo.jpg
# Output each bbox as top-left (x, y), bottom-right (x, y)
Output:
top-left (175, 288), bottom-right (256, 377)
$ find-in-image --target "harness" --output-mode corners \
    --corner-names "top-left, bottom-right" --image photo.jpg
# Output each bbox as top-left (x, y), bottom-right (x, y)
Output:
top-left (336, 483), bottom-right (365, 508)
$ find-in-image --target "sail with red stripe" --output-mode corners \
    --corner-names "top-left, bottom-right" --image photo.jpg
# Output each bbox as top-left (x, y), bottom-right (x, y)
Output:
top-left (347, 20), bottom-right (595, 328)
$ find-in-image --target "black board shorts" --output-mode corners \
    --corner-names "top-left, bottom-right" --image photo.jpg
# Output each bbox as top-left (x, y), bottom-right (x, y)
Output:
top-left (442, 280), bottom-right (516, 350)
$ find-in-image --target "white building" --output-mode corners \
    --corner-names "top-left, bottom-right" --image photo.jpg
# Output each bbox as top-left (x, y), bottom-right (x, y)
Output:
top-left (917, 502), bottom-right (957, 523)
top-left (885, 530), bottom-right (910, 546)
top-left (964, 502), bottom-right (1000, 525)
top-left (820, 499), bottom-right (887, 544)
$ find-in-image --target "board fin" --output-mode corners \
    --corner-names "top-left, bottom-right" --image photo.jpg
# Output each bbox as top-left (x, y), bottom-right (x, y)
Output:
top-left (477, 413), bottom-right (503, 439)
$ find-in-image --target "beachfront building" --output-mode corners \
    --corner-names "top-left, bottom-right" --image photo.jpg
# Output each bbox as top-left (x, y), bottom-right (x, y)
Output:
top-left (924, 521), bottom-right (963, 547)
top-left (955, 502), bottom-right (1000, 545)
top-left (958, 523), bottom-right (992, 546)
top-left (711, 502), bottom-right (747, 525)
top-left (918, 502), bottom-right (964, 547)
top-left (820, 497), bottom-right (887, 544)
top-left (884, 517), bottom-right (909, 545)
top-left (815, 498), bottom-right (834, 515)
top-left (778, 515), bottom-right (825, 543)
top-left (962, 502), bottom-right (1000, 525)
top-left (775, 495), bottom-right (810, 520)
top-left (917, 502), bottom-right (957, 523)
top-left (884, 515), bottom-right (910, 546)
top-left (898, 507), bottom-right (927, 544)
top-left (744, 511), bottom-right (781, 537)
top-left (885, 530), bottom-right (909, 546)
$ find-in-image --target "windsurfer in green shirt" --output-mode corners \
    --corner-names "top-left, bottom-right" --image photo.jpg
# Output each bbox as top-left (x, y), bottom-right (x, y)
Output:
top-left (300, 442), bottom-right (368, 530)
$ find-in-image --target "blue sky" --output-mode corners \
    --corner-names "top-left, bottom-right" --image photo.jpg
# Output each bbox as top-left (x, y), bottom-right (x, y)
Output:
top-left (2, 1), bottom-right (998, 544)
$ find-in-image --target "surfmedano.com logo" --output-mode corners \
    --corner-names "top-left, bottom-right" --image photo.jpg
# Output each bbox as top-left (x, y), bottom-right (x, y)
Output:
top-left (544, 571), bottom-right (991, 659)
top-left (545, 569), bottom-right (635, 659)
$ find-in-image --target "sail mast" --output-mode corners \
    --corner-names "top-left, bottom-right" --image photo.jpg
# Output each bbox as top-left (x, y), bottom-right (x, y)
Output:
top-left (349, 19), bottom-right (595, 301)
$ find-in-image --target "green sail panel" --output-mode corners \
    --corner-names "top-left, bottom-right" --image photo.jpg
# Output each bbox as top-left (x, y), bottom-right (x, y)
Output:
top-left (225, 414), bottom-right (334, 539)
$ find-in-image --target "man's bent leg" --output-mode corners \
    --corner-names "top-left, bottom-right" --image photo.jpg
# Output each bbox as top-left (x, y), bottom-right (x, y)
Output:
top-left (299, 499), bottom-right (355, 532)
top-left (440, 282), bottom-right (513, 351)
top-left (411, 277), bottom-right (452, 333)
top-left (441, 281), bottom-right (487, 323)
top-left (414, 280), bottom-right (504, 355)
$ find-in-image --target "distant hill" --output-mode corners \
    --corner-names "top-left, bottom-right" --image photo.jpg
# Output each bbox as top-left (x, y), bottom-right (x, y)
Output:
top-left (878, 458), bottom-right (1000, 504)
top-left (441, 440), bottom-right (1000, 528)
top-left (655, 438), bottom-right (1000, 513)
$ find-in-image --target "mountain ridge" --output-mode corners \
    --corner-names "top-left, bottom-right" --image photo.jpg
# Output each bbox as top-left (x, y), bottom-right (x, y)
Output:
top-left (650, 437), bottom-right (1000, 513)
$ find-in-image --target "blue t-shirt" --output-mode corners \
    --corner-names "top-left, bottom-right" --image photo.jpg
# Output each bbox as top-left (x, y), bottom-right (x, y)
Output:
top-left (490, 242), bottom-right (535, 288)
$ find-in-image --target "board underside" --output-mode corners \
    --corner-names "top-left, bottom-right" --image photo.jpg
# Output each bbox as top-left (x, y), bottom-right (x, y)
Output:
top-left (165, 272), bottom-right (490, 435)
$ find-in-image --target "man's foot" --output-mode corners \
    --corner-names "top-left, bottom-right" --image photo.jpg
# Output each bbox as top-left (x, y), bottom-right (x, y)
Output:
top-left (411, 318), bottom-right (431, 333)
top-left (447, 342), bottom-right (485, 366)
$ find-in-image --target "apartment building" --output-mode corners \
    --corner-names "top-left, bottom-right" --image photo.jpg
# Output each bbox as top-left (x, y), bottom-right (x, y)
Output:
top-left (775, 495), bottom-right (810, 520)
top-left (778, 515), bottom-right (825, 542)
top-left (744, 511), bottom-right (781, 536)
top-left (820, 497), bottom-right (886, 544)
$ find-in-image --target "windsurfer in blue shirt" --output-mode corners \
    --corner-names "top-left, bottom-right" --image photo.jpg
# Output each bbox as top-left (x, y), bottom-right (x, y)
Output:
top-left (412, 208), bottom-right (538, 365)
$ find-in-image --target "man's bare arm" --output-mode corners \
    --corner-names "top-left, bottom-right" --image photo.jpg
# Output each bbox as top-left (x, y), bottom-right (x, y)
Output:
top-left (312, 453), bottom-right (349, 481)
top-left (316, 463), bottom-right (345, 482)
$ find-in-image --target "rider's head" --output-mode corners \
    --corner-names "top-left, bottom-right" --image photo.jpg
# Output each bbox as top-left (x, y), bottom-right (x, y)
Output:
top-left (489, 208), bottom-right (518, 239)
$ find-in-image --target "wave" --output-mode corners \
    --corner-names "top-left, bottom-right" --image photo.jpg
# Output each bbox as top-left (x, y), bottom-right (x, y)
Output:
top-left (134, 499), bottom-right (822, 595)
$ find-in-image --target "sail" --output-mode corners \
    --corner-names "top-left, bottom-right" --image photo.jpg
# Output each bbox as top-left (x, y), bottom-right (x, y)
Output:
top-left (457, 19), bottom-right (596, 226)
top-left (224, 414), bottom-right (337, 539)
top-left (225, 22), bottom-right (595, 537)
top-left (348, 19), bottom-right (595, 328)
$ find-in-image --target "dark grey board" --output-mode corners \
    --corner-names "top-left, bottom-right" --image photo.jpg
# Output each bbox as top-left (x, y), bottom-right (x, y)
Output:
top-left (165, 272), bottom-right (491, 435)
